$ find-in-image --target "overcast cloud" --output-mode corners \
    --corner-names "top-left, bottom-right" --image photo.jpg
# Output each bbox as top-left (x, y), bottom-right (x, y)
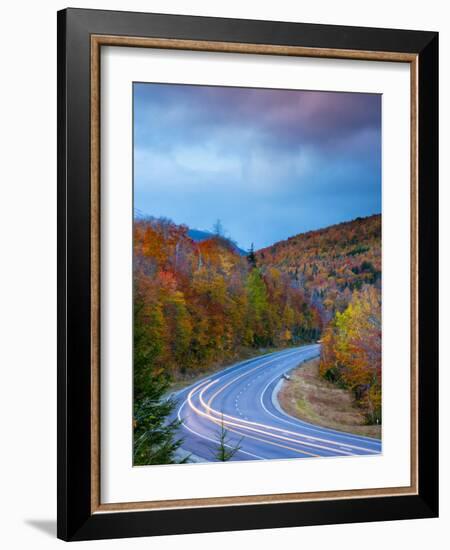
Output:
top-left (134, 83), bottom-right (381, 250)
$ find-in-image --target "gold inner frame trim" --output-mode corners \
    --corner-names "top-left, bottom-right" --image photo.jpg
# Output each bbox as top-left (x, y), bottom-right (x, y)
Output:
top-left (90, 34), bottom-right (419, 514)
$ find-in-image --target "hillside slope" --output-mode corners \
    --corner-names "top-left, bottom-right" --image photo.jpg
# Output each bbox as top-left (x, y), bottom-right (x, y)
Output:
top-left (133, 217), bottom-right (323, 380)
top-left (256, 214), bottom-right (381, 318)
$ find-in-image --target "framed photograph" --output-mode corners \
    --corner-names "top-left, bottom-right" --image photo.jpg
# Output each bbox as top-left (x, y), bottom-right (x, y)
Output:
top-left (57, 8), bottom-right (438, 541)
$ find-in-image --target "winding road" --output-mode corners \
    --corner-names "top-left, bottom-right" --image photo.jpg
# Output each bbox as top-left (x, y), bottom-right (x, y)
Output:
top-left (171, 345), bottom-right (381, 462)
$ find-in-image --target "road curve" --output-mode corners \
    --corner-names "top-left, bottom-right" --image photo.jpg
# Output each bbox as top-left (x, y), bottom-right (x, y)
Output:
top-left (171, 345), bottom-right (382, 462)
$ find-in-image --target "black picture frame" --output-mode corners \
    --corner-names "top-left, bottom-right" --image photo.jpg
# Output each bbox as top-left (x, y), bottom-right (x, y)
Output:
top-left (57, 7), bottom-right (438, 542)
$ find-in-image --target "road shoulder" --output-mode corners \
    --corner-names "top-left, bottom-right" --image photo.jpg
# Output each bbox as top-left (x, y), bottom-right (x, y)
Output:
top-left (276, 358), bottom-right (381, 439)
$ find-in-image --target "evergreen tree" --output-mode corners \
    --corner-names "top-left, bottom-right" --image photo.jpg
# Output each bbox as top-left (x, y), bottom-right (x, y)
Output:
top-left (246, 268), bottom-right (268, 320)
top-left (247, 242), bottom-right (257, 268)
top-left (246, 268), bottom-right (270, 346)
top-left (133, 298), bottom-right (186, 465)
top-left (214, 415), bottom-right (242, 461)
top-left (212, 218), bottom-right (225, 237)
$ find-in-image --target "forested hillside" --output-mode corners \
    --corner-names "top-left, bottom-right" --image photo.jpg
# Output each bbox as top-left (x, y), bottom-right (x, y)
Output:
top-left (134, 217), bottom-right (322, 381)
top-left (256, 214), bottom-right (381, 321)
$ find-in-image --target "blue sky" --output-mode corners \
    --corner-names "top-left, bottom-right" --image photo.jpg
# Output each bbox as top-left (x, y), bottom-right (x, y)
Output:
top-left (134, 83), bottom-right (381, 251)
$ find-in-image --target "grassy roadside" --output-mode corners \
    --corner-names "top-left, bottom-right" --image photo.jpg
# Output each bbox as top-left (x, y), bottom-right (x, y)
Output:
top-left (278, 358), bottom-right (381, 439)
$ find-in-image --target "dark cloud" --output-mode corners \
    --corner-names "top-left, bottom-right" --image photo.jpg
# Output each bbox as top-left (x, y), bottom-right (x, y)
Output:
top-left (134, 83), bottom-right (380, 151)
top-left (133, 82), bottom-right (381, 249)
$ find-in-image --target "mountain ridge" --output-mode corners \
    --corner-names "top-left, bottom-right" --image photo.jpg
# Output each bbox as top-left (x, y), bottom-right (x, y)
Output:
top-left (187, 228), bottom-right (248, 256)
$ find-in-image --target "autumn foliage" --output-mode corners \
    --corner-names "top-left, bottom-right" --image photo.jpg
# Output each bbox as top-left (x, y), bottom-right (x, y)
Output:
top-left (134, 217), bottom-right (322, 380)
top-left (319, 286), bottom-right (382, 423)
top-left (256, 214), bottom-right (381, 322)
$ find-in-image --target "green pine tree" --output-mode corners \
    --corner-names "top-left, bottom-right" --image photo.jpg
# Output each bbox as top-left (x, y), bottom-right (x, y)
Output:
top-left (214, 415), bottom-right (242, 461)
top-left (247, 242), bottom-right (257, 268)
top-left (133, 298), bottom-right (186, 465)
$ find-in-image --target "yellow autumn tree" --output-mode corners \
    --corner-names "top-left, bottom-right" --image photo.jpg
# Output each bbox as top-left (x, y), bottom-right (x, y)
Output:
top-left (320, 286), bottom-right (381, 423)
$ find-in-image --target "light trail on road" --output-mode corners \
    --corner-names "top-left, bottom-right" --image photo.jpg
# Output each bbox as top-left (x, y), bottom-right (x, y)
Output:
top-left (170, 345), bottom-right (382, 462)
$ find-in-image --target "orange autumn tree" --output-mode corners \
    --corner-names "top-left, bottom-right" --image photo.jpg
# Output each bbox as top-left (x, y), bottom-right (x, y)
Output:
top-left (133, 217), bottom-right (322, 381)
top-left (320, 286), bottom-right (381, 423)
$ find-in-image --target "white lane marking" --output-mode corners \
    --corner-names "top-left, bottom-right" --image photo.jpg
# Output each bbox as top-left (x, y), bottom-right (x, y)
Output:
top-left (211, 417), bottom-right (319, 459)
top-left (259, 369), bottom-right (381, 450)
top-left (184, 379), bottom-right (320, 457)
top-left (177, 396), bottom-right (265, 460)
top-left (196, 381), bottom-right (352, 456)
top-left (171, 346), bottom-right (315, 401)
top-left (173, 348), bottom-right (310, 424)
top-left (194, 355), bottom-right (378, 455)
top-left (207, 348), bottom-right (305, 406)
top-left (169, 350), bottom-right (302, 397)
top-left (174, 345), bottom-right (322, 459)
top-left (191, 346), bottom-right (317, 394)
top-left (267, 372), bottom-right (382, 445)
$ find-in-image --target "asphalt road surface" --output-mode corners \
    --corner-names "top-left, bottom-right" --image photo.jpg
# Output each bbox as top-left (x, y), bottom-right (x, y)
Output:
top-left (171, 345), bottom-right (382, 462)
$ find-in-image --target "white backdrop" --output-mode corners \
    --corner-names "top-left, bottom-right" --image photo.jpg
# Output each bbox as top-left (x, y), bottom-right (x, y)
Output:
top-left (0, 1), bottom-right (447, 549)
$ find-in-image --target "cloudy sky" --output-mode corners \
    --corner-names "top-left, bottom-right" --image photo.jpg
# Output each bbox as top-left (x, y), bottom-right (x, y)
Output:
top-left (134, 82), bottom-right (381, 251)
